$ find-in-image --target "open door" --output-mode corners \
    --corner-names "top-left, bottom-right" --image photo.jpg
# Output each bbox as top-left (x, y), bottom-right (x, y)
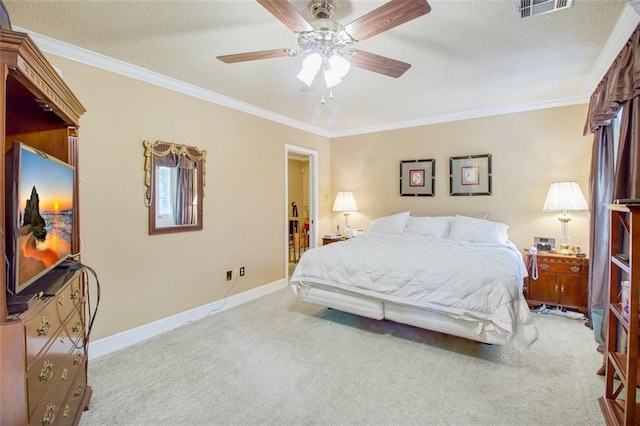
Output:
top-left (285, 145), bottom-right (318, 278)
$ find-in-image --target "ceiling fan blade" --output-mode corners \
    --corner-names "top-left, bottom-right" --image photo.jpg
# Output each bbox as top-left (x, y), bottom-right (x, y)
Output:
top-left (217, 49), bottom-right (298, 63)
top-left (344, 0), bottom-right (431, 42)
top-left (350, 50), bottom-right (411, 78)
top-left (257, 0), bottom-right (313, 33)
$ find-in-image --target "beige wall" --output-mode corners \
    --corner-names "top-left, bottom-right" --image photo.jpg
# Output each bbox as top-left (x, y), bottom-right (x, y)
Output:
top-left (47, 54), bottom-right (592, 342)
top-left (330, 104), bottom-right (593, 253)
top-left (48, 56), bottom-right (331, 341)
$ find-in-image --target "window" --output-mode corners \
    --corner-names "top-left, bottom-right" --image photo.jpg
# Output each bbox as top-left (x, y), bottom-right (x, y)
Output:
top-left (155, 165), bottom-right (178, 226)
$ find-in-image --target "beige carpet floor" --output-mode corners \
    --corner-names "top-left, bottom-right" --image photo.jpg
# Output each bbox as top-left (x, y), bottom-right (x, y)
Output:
top-left (80, 288), bottom-right (604, 425)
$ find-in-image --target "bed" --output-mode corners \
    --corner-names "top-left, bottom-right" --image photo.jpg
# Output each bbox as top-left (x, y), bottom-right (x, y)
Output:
top-left (290, 212), bottom-right (539, 348)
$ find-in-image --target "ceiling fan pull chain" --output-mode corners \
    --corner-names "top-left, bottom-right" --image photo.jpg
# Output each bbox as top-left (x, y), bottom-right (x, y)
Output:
top-left (321, 70), bottom-right (326, 105)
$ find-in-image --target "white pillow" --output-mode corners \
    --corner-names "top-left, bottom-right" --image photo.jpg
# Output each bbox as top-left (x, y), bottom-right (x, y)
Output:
top-left (448, 215), bottom-right (509, 244)
top-left (459, 212), bottom-right (489, 220)
top-left (406, 216), bottom-right (451, 239)
top-left (369, 211), bottom-right (410, 234)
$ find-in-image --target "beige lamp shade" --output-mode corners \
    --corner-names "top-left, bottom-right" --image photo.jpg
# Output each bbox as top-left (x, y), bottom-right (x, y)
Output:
top-left (542, 181), bottom-right (588, 255)
top-left (543, 181), bottom-right (588, 213)
top-left (333, 191), bottom-right (358, 213)
top-left (333, 192), bottom-right (357, 234)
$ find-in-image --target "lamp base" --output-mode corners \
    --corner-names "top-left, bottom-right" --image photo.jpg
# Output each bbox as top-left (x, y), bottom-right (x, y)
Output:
top-left (344, 226), bottom-right (353, 238)
top-left (557, 244), bottom-right (574, 256)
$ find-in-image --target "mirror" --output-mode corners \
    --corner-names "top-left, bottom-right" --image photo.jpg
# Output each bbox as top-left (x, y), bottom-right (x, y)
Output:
top-left (143, 140), bottom-right (206, 235)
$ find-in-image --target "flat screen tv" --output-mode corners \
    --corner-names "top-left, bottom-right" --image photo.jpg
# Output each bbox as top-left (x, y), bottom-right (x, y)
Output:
top-left (5, 142), bottom-right (75, 299)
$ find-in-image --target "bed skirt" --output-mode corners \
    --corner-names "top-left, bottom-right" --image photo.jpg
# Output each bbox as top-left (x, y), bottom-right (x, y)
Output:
top-left (293, 281), bottom-right (516, 345)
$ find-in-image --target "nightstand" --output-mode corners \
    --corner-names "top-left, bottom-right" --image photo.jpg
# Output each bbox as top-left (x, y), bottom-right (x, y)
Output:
top-left (523, 250), bottom-right (589, 314)
top-left (322, 236), bottom-right (346, 245)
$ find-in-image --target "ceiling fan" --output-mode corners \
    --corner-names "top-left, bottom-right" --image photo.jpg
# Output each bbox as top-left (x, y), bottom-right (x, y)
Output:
top-left (217, 0), bottom-right (432, 101)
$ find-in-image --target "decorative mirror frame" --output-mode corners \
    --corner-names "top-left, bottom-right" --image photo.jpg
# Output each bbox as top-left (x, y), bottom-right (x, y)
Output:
top-left (143, 140), bottom-right (207, 235)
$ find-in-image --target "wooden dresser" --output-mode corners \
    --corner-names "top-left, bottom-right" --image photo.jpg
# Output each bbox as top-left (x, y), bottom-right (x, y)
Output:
top-left (0, 30), bottom-right (90, 424)
top-left (523, 250), bottom-right (589, 314)
top-left (5, 271), bottom-right (90, 425)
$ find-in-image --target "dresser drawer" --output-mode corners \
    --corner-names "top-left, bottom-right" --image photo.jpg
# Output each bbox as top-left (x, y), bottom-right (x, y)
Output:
top-left (537, 258), bottom-right (587, 274)
top-left (58, 368), bottom-right (88, 425)
top-left (26, 328), bottom-right (76, 419)
top-left (27, 329), bottom-right (87, 424)
top-left (29, 387), bottom-right (68, 426)
top-left (23, 274), bottom-right (80, 368)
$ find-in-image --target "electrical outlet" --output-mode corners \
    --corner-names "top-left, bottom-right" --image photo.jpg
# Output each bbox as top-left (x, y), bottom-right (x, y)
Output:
top-left (226, 270), bottom-right (232, 281)
top-left (233, 268), bottom-right (239, 279)
top-left (239, 266), bottom-right (245, 277)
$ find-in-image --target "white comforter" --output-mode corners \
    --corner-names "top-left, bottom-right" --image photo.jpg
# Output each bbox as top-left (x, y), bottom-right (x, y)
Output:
top-left (290, 232), bottom-right (538, 346)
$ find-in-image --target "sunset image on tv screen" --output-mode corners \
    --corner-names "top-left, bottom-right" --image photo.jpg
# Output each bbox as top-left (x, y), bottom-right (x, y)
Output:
top-left (16, 148), bottom-right (73, 287)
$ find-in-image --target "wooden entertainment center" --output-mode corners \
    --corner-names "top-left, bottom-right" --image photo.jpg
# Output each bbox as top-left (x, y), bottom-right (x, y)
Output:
top-left (0, 29), bottom-right (91, 424)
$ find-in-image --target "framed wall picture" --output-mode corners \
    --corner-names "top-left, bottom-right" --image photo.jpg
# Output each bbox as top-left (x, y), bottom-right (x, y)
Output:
top-left (400, 159), bottom-right (435, 196)
top-left (449, 154), bottom-right (492, 196)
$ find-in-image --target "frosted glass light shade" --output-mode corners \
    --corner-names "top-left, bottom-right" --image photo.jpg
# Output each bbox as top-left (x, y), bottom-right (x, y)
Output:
top-left (297, 53), bottom-right (322, 86)
top-left (324, 55), bottom-right (351, 88)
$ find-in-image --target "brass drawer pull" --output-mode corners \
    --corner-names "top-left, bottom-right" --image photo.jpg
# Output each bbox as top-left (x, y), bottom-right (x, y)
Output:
top-left (561, 284), bottom-right (565, 293)
top-left (73, 352), bottom-right (84, 365)
top-left (74, 384), bottom-right (84, 397)
top-left (39, 361), bottom-right (54, 382)
top-left (555, 283), bottom-right (559, 293)
top-left (540, 264), bottom-right (549, 270)
top-left (42, 403), bottom-right (56, 425)
top-left (570, 266), bottom-right (580, 273)
top-left (37, 317), bottom-right (51, 336)
top-left (72, 317), bottom-right (82, 333)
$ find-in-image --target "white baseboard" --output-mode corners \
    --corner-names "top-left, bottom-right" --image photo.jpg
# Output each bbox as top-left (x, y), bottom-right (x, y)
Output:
top-left (87, 279), bottom-right (287, 360)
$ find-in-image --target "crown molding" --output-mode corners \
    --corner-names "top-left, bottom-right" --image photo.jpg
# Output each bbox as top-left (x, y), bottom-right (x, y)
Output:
top-left (15, 17), bottom-right (631, 140)
top-left (581, 4), bottom-right (640, 95)
top-left (329, 96), bottom-right (590, 138)
top-left (17, 27), bottom-right (332, 139)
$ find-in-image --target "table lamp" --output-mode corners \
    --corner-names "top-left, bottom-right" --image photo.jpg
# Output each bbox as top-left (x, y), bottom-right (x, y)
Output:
top-left (333, 191), bottom-right (358, 237)
top-left (542, 181), bottom-right (588, 255)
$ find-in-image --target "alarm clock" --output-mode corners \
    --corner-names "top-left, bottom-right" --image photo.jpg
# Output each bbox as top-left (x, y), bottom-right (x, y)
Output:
top-left (534, 236), bottom-right (555, 252)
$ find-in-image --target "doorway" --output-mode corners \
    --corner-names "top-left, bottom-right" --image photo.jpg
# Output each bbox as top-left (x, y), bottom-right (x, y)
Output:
top-left (285, 145), bottom-right (318, 278)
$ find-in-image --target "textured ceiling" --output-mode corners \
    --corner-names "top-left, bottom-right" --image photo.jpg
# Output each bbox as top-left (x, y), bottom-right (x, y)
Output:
top-left (2, 0), bottom-right (636, 137)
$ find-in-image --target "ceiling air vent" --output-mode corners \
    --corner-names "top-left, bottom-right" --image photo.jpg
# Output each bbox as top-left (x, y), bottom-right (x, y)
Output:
top-left (519, 0), bottom-right (573, 18)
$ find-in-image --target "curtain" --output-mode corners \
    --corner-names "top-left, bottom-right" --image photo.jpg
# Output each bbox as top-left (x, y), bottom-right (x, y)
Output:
top-left (588, 126), bottom-right (614, 317)
top-left (155, 150), bottom-right (198, 225)
top-left (585, 25), bottom-right (640, 367)
top-left (588, 127), bottom-right (614, 352)
top-left (176, 168), bottom-right (195, 225)
top-left (176, 156), bottom-right (197, 225)
top-left (614, 98), bottom-right (640, 199)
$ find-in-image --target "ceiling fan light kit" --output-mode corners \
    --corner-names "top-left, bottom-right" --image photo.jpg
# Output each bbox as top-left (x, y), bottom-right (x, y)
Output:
top-left (296, 52), bottom-right (350, 88)
top-left (295, 19), bottom-right (354, 90)
top-left (217, 0), bottom-right (431, 104)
